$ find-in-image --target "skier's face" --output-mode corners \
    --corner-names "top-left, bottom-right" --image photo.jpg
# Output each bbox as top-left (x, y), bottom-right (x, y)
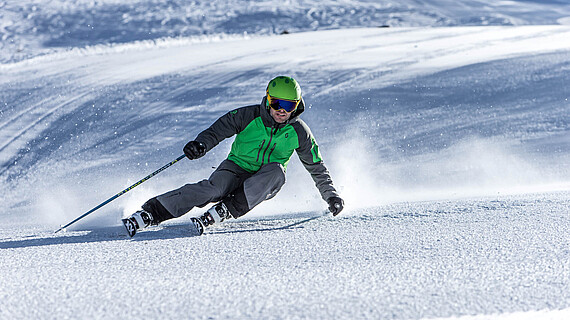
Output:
top-left (270, 107), bottom-right (292, 123)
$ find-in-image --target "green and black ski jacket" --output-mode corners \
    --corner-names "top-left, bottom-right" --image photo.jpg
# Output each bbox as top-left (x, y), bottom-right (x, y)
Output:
top-left (195, 97), bottom-right (339, 201)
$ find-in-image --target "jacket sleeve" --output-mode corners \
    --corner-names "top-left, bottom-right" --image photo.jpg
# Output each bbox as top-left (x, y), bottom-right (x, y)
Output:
top-left (294, 120), bottom-right (339, 201)
top-left (193, 106), bottom-right (257, 151)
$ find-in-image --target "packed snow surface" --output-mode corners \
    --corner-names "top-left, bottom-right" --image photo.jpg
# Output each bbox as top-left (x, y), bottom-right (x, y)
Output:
top-left (1, 192), bottom-right (569, 319)
top-left (1, 0), bottom-right (570, 319)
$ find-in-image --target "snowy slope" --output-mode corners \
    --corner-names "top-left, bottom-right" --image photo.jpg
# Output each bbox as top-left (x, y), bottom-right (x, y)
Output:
top-left (1, 0), bottom-right (570, 319)
top-left (2, 0), bottom-right (570, 63)
top-left (2, 26), bottom-right (569, 224)
top-left (1, 192), bottom-right (569, 319)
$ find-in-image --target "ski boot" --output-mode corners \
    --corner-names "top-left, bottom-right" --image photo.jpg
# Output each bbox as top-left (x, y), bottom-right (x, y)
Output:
top-left (191, 202), bottom-right (231, 236)
top-left (122, 210), bottom-right (154, 237)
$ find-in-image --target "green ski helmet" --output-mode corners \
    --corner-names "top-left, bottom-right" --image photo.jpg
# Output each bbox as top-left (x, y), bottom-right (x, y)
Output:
top-left (266, 76), bottom-right (302, 101)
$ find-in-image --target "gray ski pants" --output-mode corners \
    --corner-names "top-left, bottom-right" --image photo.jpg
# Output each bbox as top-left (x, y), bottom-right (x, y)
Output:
top-left (156, 160), bottom-right (286, 218)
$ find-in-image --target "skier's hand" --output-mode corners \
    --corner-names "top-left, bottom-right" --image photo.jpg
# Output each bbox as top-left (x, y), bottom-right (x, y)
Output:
top-left (183, 140), bottom-right (207, 160)
top-left (327, 196), bottom-right (344, 216)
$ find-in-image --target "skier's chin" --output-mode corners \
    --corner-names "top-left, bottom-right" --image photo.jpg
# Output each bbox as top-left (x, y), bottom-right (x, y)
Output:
top-left (270, 114), bottom-right (285, 123)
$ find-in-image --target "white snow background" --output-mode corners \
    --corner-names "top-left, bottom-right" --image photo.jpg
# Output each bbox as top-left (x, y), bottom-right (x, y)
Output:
top-left (1, 0), bottom-right (570, 319)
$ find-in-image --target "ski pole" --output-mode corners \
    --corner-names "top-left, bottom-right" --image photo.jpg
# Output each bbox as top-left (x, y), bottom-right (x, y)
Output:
top-left (55, 154), bottom-right (186, 233)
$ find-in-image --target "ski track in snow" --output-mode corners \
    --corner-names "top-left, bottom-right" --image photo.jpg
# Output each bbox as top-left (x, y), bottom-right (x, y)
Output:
top-left (1, 0), bottom-right (570, 319)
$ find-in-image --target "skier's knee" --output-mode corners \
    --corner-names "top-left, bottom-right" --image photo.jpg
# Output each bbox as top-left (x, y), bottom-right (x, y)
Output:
top-left (262, 162), bottom-right (286, 185)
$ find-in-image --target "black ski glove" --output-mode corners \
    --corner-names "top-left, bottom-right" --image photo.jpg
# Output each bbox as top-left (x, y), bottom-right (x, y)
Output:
top-left (183, 140), bottom-right (206, 160)
top-left (327, 196), bottom-right (344, 216)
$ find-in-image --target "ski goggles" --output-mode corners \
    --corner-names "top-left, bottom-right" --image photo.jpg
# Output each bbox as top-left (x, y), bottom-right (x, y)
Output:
top-left (267, 94), bottom-right (300, 113)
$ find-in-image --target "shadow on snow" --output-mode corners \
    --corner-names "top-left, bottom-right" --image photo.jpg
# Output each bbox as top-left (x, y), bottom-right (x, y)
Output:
top-left (0, 212), bottom-right (327, 250)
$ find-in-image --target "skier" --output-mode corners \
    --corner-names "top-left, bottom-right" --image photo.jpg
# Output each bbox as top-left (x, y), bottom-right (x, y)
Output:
top-left (122, 76), bottom-right (344, 236)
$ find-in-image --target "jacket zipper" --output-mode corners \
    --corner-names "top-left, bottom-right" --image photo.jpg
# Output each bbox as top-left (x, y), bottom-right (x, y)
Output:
top-left (261, 127), bottom-right (278, 166)
top-left (256, 140), bottom-right (266, 162)
top-left (267, 143), bottom-right (277, 163)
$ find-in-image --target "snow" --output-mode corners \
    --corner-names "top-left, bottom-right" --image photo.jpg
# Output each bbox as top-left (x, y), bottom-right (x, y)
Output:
top-left (1, 0), bottom-right (570, 319)
top-left (1, 193), bottom-right (569, 319)
top-left (2, 0), bottom-right (570, 64)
